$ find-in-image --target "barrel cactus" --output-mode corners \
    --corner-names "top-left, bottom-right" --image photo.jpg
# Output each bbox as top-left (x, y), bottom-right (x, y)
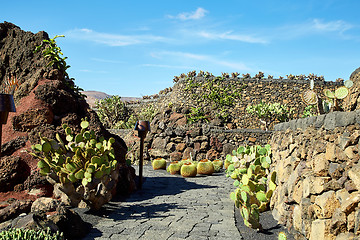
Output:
top-left (0, 227), bottom-right (63, 240)
top-left (212, 159), bottom-right (223, 172)
top-left (167, 161), bottom-right (181, 175)
top-left (180, 162), bottom-right (197, 177)
top-left (152, 158), bottom-right (167, 170)
top-left (29, 118), bottom-right (119, 210)
top-left (197, 159), bottom-right (214, 175)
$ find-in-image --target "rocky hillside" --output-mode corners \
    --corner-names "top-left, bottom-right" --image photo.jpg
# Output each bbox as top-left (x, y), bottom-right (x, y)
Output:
top-left (0, 22), bottom-right (135, 202)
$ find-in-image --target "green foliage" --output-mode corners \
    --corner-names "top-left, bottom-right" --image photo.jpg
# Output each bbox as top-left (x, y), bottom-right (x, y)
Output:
top-left (186, 107), bottom-right (209, 124)
top-left (95, 96), bottom-right (131, 129)
top-left (0, 227), bottom-right (63, 240)
top-left (29, 118), bottom-right (118, 208)
top-left (34, 35), bottom-right (85, 98)
top-left (226, 144), bottom-right (276, 231)
top-left (302, 105), bottom-right (317, 118)
top-left (246, 102), bottom-right (294, 130)
top-left (184, 76), bottom-right (244, 122)
top-left (96, 97), bottom-right (158, 129)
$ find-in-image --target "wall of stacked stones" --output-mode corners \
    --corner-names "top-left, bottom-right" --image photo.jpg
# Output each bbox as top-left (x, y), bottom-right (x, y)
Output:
top-left (123, 111), bottom-right (274, 163)
top-left (270, 110), bottom-right (360, 239)
top-left (128, 77), bottom-right (342, 129)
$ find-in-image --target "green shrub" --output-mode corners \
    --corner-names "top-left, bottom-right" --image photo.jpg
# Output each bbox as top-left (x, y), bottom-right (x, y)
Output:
top-left (0, 227), bottom-right (63, 240)
top-left (95, 95), bottom-right (131, 129)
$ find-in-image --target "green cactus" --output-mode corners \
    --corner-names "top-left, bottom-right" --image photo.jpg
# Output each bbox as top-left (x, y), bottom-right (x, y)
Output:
top-left (197, 159), bottom-right (214, 175)
top-left (226, 144), bottom-right (276, 231)
top-left (180, 162), bottom-right (197, 177)
top-left (152, 158), bottom-right (167, 170)
top-left (212, 159), bottom-right (223, 172)
top-left (28, 117), bottom-right (119, 209)
top-left (278, 232), bottom-right (287, 240)
top-left (167, 161), bottom-right (181, 175)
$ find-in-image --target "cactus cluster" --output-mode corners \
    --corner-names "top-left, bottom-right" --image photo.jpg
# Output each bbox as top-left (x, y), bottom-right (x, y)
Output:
top-left (159, 158), bottom-right (224, 177)
top-left (30, 118), bottom-right (118, 187)
top-left (302, 79), bottom-right (353, 113)
top-left (29, 118), bottom-right (119, 209)
top-left (226, 144), bottom-right (276, 231)
top-left (0, 227), bottom-right (63, 240)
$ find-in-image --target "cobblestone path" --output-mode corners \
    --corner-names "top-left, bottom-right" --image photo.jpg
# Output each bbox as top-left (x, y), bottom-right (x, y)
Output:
top-left (81, 165), bottom-right (242, 240)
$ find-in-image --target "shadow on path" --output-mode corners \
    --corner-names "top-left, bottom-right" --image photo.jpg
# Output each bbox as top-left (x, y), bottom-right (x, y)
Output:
top-left (235, 209), bottom-right (295, 240)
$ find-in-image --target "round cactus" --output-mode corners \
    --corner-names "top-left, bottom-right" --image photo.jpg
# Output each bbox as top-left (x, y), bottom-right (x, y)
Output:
top-left (152, 158), bottom-right (167, 170)
top-left (180, 162), bottom-right (197, 177)
top-left (212, 159), bottom-right (223, 172)
top-left (168, 161), bottom-right (181, 175)
top-left (197, 159), bottom-right (214, 175)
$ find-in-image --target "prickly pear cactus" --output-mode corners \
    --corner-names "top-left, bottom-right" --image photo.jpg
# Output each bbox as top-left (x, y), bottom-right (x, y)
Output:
top-left (227, 144), bottom-right (276, 231)
top-left (29, 118), bottom-right (119, 210)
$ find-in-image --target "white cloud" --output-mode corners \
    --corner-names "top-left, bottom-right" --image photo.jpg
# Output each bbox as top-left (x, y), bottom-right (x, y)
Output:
top-left (66, 28), bottom-right (167, 46)
top-left (275, 18), bottom-right (354, 39)
top-left (142, 63), bottom-right (193, 69)
top-left (167, 7), bottom-right (208, 20)
top-left (311, 19), bottom-right (352, 33)
top-left (198, 30), bottom-right (268, 44)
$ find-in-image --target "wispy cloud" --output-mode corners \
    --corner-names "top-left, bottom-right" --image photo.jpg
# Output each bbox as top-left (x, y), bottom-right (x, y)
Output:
top-left (167, 7), bottom-right (208, 20)
top-left (91, 58), bottom-right (125, 64)
top-left (142, 63), bottom-right (193, 69)
top-left (66, 28), bottom-right (167, 46)
top-left (275, 18), bottom-right (354, 39)
top-left (311, 19), bottom-right (352, 33)
top-left (152, 51), bottom-right (252, 71)
top-left (198, 30), bottom-right (268, 44)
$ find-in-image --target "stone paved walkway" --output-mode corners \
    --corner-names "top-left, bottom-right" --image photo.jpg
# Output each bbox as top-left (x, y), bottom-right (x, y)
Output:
top-left (80, 165), bottom-right (242, 240)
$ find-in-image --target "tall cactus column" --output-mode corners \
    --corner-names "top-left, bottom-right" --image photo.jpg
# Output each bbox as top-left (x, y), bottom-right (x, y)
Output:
top-left (134, 120), bottom-right (150, 189)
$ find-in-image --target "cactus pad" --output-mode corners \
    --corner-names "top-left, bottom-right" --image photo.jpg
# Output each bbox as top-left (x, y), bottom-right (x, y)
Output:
top-left (278, 232), bottom-right (287, 240)
top-left (334, 86), bottom-right (349, 99)
top-left (302, 90), bottom-right (318, 105)
top-left (344, 80), bottom-right (353, 88)
top-left (323, 89), bottom-right (335, 99)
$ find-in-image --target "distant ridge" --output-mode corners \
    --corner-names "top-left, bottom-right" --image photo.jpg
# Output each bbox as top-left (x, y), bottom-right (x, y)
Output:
top-left (81, 91), bottom-right (141, 108)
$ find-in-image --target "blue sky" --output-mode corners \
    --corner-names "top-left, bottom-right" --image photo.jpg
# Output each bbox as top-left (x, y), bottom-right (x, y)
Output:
top-left (2, 1), bottom-right (360, 97)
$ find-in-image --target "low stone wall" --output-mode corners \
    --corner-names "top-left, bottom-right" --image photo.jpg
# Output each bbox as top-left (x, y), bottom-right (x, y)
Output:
top-left (271, 110), bottom-right (360, 239)
top-left (122, 111), bottom-right (273, 163)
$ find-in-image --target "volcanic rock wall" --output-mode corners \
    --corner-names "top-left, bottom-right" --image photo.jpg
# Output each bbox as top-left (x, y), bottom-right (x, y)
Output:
top-left (0, 22), bottom-right (135, 197)
top-left (271, 111), bottom-right (360, 240)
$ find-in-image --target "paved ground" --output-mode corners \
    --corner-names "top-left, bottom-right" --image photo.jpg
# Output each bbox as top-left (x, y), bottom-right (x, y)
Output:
top-left (79, 165), bottom-right (292, 240)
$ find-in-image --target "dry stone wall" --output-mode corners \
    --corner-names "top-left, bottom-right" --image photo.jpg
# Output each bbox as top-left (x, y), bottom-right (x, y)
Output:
top-left (128, 77), bottom-right (342, 130)
top-left (271, 110), bottom-right (360, 240)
